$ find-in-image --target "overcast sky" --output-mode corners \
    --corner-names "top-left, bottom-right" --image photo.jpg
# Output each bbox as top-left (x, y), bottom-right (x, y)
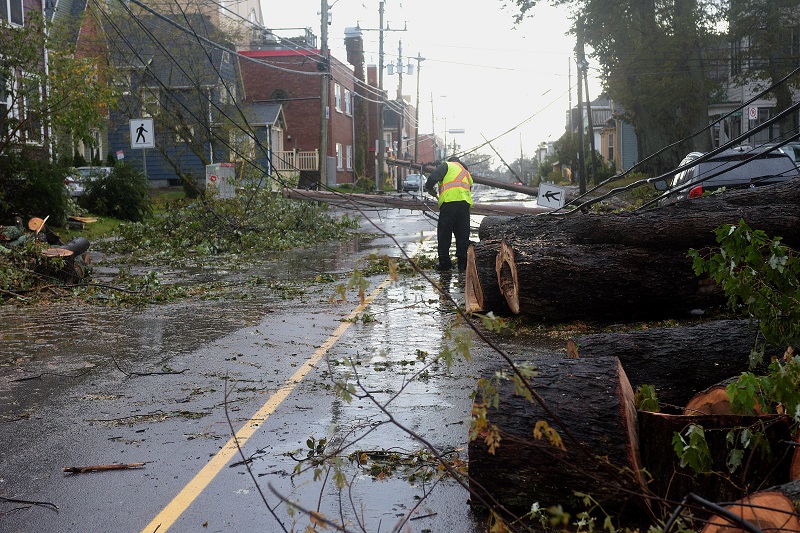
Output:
top-left (261, 0), bottom-right (602, 165)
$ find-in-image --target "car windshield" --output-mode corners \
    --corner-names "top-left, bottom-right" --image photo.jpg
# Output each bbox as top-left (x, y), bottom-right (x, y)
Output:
top-left (406, 175), bottom-right (421, 184)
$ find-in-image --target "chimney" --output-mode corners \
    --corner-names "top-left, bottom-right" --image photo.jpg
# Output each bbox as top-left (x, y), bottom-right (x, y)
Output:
top-left (344, 27), bottom-right (363, 71)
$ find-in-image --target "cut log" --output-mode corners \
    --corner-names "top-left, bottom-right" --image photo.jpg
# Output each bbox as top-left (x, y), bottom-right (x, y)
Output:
top-left (638, 411), bottom-right (792, 510)
top-left (567, 319), bottom-right (782, 409)
top-left (464, 240), bottom-right (510, 314)
top-left (478, 181), bottom-right (800, 249)
top-left (701, 491), bottom-right (800, 533)
top-left (684, 386), bottom-right (735, 416)
top-left (484, 240), bottom-right (722, 321)
top-left (468, 355), bottom-right (645, 513)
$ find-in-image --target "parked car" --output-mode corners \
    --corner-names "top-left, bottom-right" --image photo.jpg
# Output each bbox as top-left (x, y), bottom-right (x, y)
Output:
top-left (402, 174), bottom-right (425, 193)
top-left (65, 166), bottom-right (112, 197)
top-left (653, 146), bottom-right (800, 205)
top-left (779, 142), bottom-right (800, 164)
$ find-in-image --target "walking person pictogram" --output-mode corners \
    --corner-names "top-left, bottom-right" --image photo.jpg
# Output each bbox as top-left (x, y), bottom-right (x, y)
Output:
top-left (135, 123), bottom-right (148, 144)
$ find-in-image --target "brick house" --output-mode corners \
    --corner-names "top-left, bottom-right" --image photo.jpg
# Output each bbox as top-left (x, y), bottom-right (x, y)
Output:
top-left (239, 45), bottom-right (359, 187)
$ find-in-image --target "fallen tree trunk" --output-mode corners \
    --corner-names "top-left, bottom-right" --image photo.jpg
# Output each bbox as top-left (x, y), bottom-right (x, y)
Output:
top-left (478, 203), bottom-right (800, 249)
top-left (483, 239), bottom-right (722, 321)
top-left (638, 411), bottom-right (792, 511)
top-left (567, 319), bottom-right (781, 408)
top-left (469, 355), bottom-right (645, 514)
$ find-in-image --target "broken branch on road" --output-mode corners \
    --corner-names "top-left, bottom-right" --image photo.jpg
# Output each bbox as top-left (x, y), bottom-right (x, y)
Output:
top-left (62, 462), bottom-right (146, 474)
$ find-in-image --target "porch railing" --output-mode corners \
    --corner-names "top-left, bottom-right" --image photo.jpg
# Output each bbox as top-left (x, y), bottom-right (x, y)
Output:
top-left (272, 149), bottom-right (319, 172)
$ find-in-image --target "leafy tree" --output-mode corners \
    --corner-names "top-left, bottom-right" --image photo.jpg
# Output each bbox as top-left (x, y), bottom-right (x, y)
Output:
top-left (727, 0), bottom-right (800, 137)
top-left (509, 0), bottom-right (727, 174)
top-left (47, 17), bottom-right (118, 162)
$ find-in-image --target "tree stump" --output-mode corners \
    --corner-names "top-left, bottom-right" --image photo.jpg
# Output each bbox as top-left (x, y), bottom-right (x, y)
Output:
top-left (469, 355), bottom-right (645, 513)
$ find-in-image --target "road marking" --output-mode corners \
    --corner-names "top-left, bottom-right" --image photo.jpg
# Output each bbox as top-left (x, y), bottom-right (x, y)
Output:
top-left (142, 278), bottom-right (393, 533)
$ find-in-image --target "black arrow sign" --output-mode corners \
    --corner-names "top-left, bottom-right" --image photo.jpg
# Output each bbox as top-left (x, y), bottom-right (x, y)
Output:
top-left (543, 190), bottom-right (561, 202)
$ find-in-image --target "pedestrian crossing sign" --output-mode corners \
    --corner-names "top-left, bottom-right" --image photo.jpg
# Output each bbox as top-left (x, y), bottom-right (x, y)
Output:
top-left (130, 118), bottom-right (155, 149)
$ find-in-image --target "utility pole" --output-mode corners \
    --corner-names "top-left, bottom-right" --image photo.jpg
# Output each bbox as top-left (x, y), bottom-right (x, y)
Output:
top-left (413, 53), bottom-right (425, 165)
top-left (358, 5), bottom-right (404, 189)
top-left (395, 40), bottom-right (404, 191)
top-left (319, 0), bottom-right (329, 188)
top-left (575, 18), bottom-right (587, 195)
top-left (377, 1), bottom-right (385, 190)
top-left (584, 67), bottom-right (598, 185)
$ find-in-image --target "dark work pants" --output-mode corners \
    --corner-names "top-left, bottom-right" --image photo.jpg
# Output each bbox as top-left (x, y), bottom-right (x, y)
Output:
top-left (437, 200), bottom-right (471, 270)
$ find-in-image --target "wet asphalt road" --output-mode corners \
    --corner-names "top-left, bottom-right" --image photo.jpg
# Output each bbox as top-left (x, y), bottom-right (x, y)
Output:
top-left (0, 191), bottom-right (557, 533)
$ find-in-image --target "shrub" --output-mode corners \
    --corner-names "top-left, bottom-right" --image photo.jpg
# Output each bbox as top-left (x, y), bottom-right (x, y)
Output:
top-left (0, 149), bottom-right (70, 227)
top-left (82, 163), bottom-right (152, 222)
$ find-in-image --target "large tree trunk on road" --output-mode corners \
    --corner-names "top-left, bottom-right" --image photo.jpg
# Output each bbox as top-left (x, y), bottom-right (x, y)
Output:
top-left (482, 239), bottom-right (722, 321)
top-left (638, 411), bottom-right (792, 513)
top-left (567, 319), bottom-right (781, 408)
top-left (469, 356), bottom-right (645, 514)
top-left (479, 202), bottom-right (800, 250)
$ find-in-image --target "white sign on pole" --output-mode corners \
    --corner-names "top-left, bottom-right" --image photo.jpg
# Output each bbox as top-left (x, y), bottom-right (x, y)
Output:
top-left (748, 107), bottom-right (758, 120)
top-left (130, 118), bottom-right (155, 149)
top-left (537, 183), bottom-right (566, 209)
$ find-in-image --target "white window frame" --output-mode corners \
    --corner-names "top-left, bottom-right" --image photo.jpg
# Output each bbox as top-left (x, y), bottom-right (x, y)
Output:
top-left (336, 142), bottom-right (343, 169)
top-left (346, 144), bottom-right (352, 170)
top-left (175, 125), bottom-right (195, 143)
top-left (334, 83), bottom-right (342, 112)
top-left (344, 89), bottom-right (352, 116)
top-left (141, 88), bottom-right (160, 117)
top-left (1, 0), bottom-right (24, 26)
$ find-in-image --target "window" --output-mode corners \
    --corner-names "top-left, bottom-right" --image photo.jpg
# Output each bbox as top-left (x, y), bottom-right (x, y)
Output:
top-left (607, 133), bottom-right (614, 161)
top-left (346, 144), bottom-right (352, 170)
top-left (0, 74), bottom-right (10, 138)
top-left (334, 83), bottom-right (342, 112)
top-left (21, 75), bottom-right (41, 143)
top-left (336, 143), bottom-right (343, 169)
top-left (1, 0), bottom-right (23, 26)
top-left (344, 89), bottom-right (352, 116)
top-left (141, 88), bottom-right (159, 117)
top-left (175, 125), bottom-right (194, 143)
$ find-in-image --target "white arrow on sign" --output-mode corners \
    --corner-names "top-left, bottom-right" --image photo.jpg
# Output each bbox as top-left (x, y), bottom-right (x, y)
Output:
top-left (130, 118), bottom-right (155, 149)
top-left (537, 183), bottom-right (566, 209)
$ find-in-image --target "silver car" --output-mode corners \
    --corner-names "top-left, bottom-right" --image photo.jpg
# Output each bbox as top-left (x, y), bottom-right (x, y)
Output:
top-left (654, 146), bottom-right (800, 205)
top-left (65, 166), bottom-right (112, 197)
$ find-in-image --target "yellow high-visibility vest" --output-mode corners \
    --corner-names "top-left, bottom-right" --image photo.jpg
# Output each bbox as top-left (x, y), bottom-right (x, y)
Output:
top-left (438, 162), bottom-right (473, 207)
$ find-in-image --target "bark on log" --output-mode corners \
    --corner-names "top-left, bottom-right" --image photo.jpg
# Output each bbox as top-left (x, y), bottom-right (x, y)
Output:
top-left (489, 240), bottom-right (722, 321)
top-left (567, 319), bottom-right (781, 408)
top-left (478, 198), bottom-right (800, 251)
top-left (701, 491), bottom-right (800, 533)
top-left (464, 240), bottom-right (510, 314)
top-left (468, 356), bottom-right (645, 513)
top-left (638, 411), bottom-right (792, 509)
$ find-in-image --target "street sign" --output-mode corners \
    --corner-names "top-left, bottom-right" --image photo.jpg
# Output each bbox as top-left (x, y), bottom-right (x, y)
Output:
top-left (537, 183), bottom-right (566, 209)
top-left (748, 106), bottom-right (758, 120)
top-left (130, 118), bottom-right (155, 149)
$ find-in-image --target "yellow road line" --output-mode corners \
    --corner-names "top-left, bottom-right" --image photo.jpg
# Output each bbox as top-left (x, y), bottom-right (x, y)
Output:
top-left (142, 278), bottom-right (393, 533)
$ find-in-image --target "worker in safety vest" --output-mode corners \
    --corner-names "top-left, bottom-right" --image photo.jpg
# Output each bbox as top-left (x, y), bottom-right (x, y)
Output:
top-left (424, 156), bottom-right (473, 270)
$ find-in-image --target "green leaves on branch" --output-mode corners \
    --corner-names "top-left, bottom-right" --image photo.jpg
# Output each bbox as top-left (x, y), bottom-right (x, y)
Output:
top-left (688, 219), bottom-right (800, 350)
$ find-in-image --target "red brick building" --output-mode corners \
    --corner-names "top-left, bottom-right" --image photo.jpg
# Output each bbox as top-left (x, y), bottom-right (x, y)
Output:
top-left (240, 48), bottom-right (358, 187)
